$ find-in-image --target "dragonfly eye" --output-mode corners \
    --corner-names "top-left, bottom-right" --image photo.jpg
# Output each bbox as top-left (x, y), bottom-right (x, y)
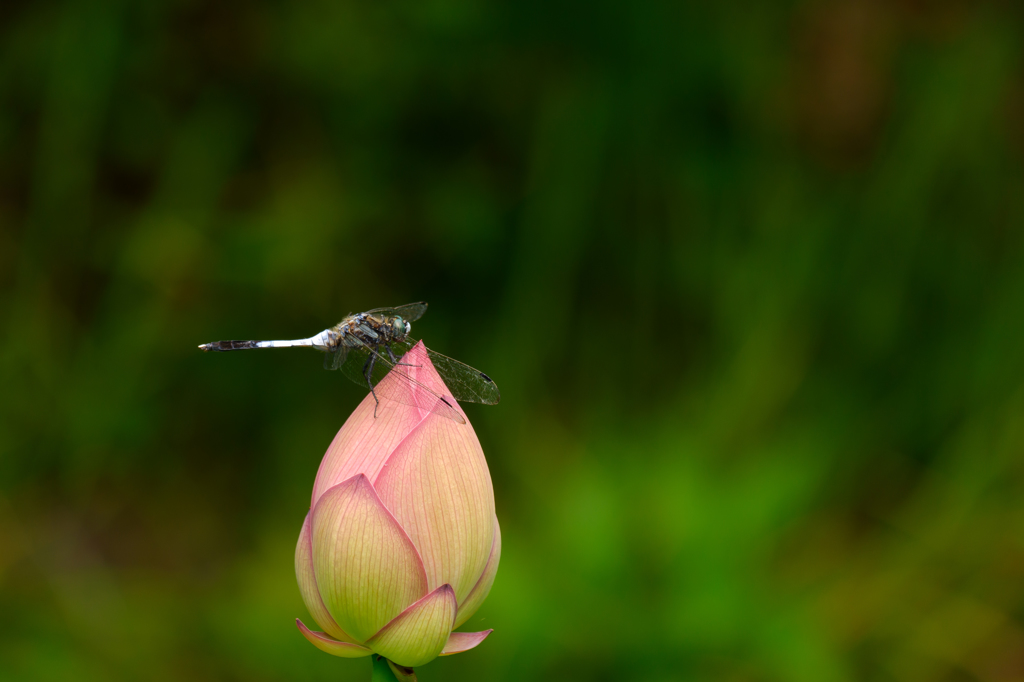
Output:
top-left (391, 317), bottom-right (406, 337)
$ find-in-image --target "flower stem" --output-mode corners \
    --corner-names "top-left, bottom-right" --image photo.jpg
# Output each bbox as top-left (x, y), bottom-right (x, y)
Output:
top-left (371, 655), bottom-right (416, 682)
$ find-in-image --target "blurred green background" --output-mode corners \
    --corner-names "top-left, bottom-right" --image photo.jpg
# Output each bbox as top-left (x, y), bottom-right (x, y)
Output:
top-left (2, 1), bottom-right (1024, 680)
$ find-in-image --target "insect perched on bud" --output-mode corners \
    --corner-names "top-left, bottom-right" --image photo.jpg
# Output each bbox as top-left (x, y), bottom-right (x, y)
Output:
top-left (199, 302), bottom-right (499, 422)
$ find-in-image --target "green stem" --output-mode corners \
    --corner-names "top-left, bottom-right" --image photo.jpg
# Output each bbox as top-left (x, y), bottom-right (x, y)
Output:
top-left (371, 655), bottom-right (416, 682)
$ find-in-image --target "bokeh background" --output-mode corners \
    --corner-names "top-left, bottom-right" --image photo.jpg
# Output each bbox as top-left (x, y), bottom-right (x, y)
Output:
top-left (2, 1), bottom-right (1024, 680)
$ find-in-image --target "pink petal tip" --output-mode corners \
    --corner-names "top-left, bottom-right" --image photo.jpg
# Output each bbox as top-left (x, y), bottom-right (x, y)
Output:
top-left (296, 619), bottom-right (373, 658)
top-left (440, 629), bottom-right (493, 656)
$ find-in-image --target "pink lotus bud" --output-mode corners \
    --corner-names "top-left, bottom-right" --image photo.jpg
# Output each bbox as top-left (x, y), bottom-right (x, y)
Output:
top-left (294, 342), bottom-right (500, 670)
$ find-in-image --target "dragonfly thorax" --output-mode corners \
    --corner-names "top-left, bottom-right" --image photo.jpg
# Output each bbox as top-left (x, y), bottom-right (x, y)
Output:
top-left (330, 312), bottom-right (411, 351)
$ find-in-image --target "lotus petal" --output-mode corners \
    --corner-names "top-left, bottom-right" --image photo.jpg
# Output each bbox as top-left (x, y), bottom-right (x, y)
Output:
top-left (294, 512), bottom-right (358, 643)
top-left (454, 515), bottom-right (501, 628)
top-left (312, 474), bottom-right (428, 642)
top-left (312, 397), bottom-right (428, 509)
top-left (295, 619), bottom-right (372, 658)
top-left (311, 342), bottom-right (458, 508)
top-left (375, 414), bottom-right (494, 603)
top-left (440, 629), bottom-right (493, 656)
top-left (367, 584), bottom-right (457, 667)
top-left (374, 342), bottom-right (462, 420)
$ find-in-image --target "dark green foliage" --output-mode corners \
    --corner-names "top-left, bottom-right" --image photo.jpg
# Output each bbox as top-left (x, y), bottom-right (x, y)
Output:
top-left (1, 1), bottom-right (1023, 680)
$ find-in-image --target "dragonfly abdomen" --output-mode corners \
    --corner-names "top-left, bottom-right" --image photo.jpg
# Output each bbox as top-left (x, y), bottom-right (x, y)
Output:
top-left (199, 329), bottom-right (334, 352)
top-left (199, 340), bottom-right (260, 351)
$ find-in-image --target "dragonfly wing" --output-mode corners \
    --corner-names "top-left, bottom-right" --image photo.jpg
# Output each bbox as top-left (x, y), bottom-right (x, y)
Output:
top-left (335, 339), bottom-right (465, 424)
top-left (336, 343), bottom-right (377, 387)
top-left (425, 348), bottom-right (500, 405)
top-left (363, 302), bottom-right (428, 322)
top-left (392, 302), bottom-right (428, 322)
top-left (324, 345), bottom-right (348, 370)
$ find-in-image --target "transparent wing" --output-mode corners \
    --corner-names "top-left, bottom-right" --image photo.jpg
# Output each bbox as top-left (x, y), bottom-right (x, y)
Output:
top-left (325, 345), bottom-right (348, 370)
top-left (332, 338), bottom-right (465, 424)
top-left (424, 348), bottom-right (500, 405)
top-left (363, 302), bottom-right (428, 322)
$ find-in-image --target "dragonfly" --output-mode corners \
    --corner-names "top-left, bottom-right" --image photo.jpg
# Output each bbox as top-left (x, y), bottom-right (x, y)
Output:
top-left (198, 302), bottom-right (499, 424)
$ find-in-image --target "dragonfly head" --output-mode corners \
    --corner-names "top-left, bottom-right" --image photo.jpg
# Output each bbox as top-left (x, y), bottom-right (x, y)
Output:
top-left (390, 316), bottom-right (411, 340)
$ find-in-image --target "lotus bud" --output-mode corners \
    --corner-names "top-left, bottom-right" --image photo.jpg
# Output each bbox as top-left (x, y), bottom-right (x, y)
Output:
top-left (295, 342), bottom-right (500, 672)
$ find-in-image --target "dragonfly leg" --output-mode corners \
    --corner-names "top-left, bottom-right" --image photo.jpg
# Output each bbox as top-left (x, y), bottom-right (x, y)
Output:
top-left (387, 343), bottom-right (420, 368)
top-left (362, 351), bottom-right (381, 417)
